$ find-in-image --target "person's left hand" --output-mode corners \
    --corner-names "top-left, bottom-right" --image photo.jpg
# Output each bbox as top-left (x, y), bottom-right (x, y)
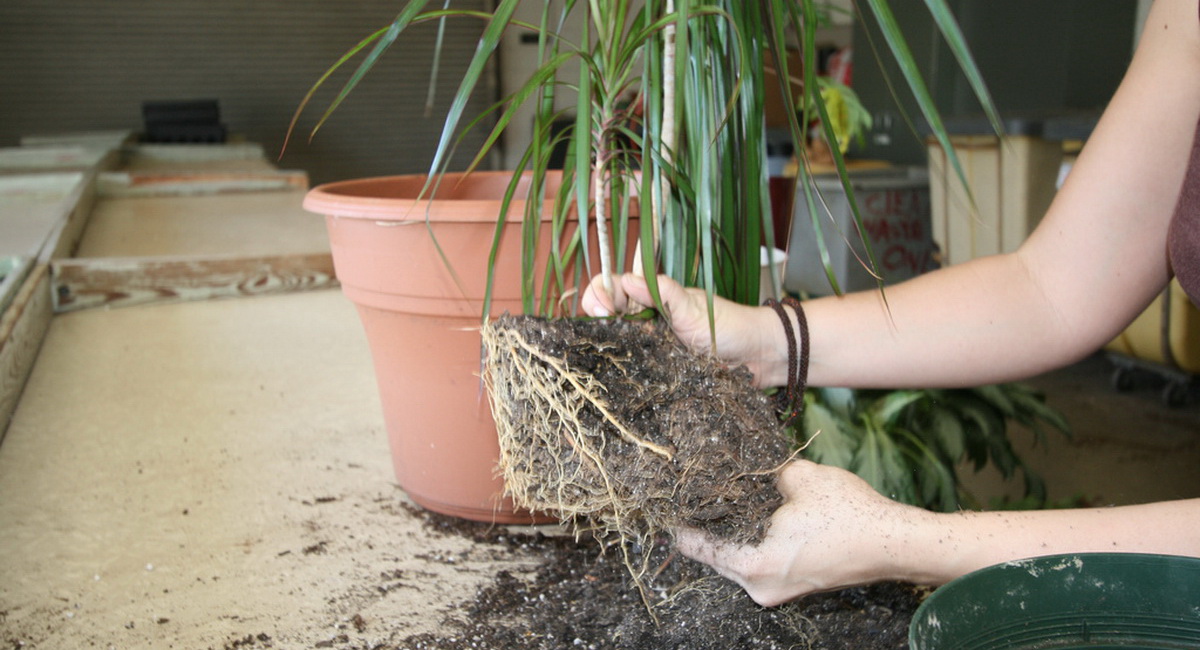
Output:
top-left (673, 460), bottom-right (934, 606)
top-left (581, 273), bottom-right (785, 388)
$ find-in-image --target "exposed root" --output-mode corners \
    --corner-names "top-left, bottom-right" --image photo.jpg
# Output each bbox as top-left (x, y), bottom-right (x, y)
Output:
top-left (503, 328), bottom-right (675, 460)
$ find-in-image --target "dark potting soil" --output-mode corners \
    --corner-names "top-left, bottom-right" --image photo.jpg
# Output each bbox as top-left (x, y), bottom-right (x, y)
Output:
top-left (400, 505), bottom-right (923, 650)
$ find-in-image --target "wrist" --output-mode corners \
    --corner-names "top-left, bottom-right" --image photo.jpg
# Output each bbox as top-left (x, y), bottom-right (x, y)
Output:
top-left (883, 507), bottom-right (1016, 587)
top-left (751, 305), bottom-right (785, 387)
top-left (756, 305), bottom-right (790, 387)
top-left (877, 506), bottom-right (960, 586)
top-left (758, 300), bottom-right (808, 391)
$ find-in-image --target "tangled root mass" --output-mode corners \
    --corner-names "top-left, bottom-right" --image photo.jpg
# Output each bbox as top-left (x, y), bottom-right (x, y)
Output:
top-left (483, 314), bottom-right (793, 551)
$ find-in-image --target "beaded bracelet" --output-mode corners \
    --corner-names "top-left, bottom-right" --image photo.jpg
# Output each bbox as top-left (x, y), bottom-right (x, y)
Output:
top-left (762, 296), bottom-right (810, 423)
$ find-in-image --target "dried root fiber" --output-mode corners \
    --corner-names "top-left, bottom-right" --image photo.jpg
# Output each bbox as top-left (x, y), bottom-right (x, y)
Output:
top-left (482, 314), bottom-right (793, 557)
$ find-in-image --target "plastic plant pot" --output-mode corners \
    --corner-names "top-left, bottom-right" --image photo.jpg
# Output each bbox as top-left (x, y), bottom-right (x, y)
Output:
top-left (909, 553), bottom-right (1200, 649)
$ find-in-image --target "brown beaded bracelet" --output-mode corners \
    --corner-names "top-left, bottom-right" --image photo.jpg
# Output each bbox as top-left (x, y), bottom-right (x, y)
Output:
top-left (763, 296), bottom-right (809, 423)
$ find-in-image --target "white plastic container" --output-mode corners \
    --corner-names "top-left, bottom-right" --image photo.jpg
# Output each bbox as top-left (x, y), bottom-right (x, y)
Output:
top-left (926, 133), bottom-right (1062, 265)
top-left (759, 246), bottom-right (787, 304)
top-left (785, 167), bottom-right (935, 296)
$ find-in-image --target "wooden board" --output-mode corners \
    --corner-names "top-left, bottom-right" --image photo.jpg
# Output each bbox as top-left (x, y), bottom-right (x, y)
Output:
top-left (0, 146), bottom-right (117, 175)
top-left (75, 189), bottom-right (328, 259)
top-left (0, 264), bottom-right (52, 441)
top-left (121, 143), bottom-right (275, 172)
top-left (52, 253), bottom-right (337, 312)
top-left (0, 256), bottom-right (33, 316)
top-left (20, 130), bottom-right (136, 150)
top-left (0, 172), bottom-right (90, 258)
top-left (97, 170), bottom-right (308, 197)
top-left (38, 176), bottom-right (98, 263)
top-left (59, 176), bottom-right (333, 313)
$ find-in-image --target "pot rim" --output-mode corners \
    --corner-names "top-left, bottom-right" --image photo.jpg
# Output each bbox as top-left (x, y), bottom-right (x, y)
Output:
top-left (303, 171), bottom-right (566, 223)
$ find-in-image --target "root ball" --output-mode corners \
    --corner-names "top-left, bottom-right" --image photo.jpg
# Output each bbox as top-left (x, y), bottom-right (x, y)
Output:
top-left (482, 314), bottom-right (792, 549)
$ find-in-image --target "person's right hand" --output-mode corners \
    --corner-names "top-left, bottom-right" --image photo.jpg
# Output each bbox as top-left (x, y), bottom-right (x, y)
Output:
top-left (673, 460), bottom-right (936, 606)
top-left (580, 273), bottom-right (785, 388)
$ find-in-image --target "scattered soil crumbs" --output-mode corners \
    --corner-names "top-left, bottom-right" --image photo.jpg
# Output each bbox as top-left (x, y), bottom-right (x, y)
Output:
top-left (399, 505), bottom-right (922, 650)
top-left (484, 315), bottom-right (794, 549)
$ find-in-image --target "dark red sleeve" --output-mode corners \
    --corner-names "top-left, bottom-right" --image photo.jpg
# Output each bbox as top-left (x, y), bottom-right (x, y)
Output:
top-left (1167, 117), bottom-right (1200, 305)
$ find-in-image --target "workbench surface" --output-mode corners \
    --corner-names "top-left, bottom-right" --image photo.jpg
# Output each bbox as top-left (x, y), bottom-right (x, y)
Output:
top-left (0, 290), bottom-right (542, 648)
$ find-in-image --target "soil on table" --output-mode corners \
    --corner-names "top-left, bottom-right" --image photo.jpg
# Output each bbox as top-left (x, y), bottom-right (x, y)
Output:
top-left (399, 505), bottom-right (923, 650)
top-left (471, 313), bottom-right (923, 648)
top-left (468, 315), bottom-right (921, 648)
top-left (483, 315), bottom-right (795, 548)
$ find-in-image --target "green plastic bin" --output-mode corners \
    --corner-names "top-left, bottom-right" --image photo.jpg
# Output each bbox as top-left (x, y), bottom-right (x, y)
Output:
top-left (910, 553), bottom-right (1200, 649)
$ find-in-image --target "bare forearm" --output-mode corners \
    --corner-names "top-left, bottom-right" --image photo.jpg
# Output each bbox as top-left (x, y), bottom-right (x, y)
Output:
top-left (782, 0), bottom-right (1200, 391)
top-left (780, 253), bottom-right (1098, 389)
top-left (891, 499), bottom-right (1200, 586)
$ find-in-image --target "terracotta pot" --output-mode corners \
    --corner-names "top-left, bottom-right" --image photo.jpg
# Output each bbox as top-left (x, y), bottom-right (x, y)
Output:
top-left (304, 171), bottom-right (593, 523)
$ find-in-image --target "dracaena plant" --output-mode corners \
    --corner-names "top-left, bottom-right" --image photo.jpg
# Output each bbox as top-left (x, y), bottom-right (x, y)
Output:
top-left (288, 0), bottom-right (1000, 316)
top-left (290, 0), bottom-right (1069, 509)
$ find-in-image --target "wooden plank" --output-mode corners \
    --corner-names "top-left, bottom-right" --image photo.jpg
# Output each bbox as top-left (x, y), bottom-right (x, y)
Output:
top-left (0, 172), bottom-right (90, 259)
top-left (52, 253), bottom-right (337, 312)
top-left (0, 256), bottom-right (34, 315)
top-left (20, 130), bottom-right (136, 150)
top-left (75, 189), bottom-right (327, 259)
top-left (0, 264), bottom-right (52, 443)
top-left (0, 146), bottom-right (118, 175)
top-left (123, 143), bottom-right (272, 169)
top-left (38, 173), bottom-right (98, 263)
top-left (97, 170), bottom-right (308, 197)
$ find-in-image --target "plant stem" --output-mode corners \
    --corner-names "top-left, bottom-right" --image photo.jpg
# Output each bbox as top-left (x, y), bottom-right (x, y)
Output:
top-left (595, 135), bottom-right (614, 297)
top-left (659, 0), bottom-right (676, 231)
top-left (635, 0), bottom-right (675, 279)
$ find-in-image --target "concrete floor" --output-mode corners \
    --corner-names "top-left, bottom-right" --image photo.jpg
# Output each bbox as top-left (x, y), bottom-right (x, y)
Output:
top-left (964, 352), bottom-right (1200, 507)
top-left (0, 288), bottom-right (1198, 648)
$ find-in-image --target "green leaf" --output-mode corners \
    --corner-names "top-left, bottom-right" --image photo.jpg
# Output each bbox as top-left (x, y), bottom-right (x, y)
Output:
top-left (896, 427), bottom-right (957, 511)
top-left (973, 384), bottom-right (1016, 418)
top-left (868, 390), bottom-right (925, 428)
top-left (816, 387), bottom-right (857, 419)
top-left (920, 447), bottom-right (959, 511)
top-left (853, 417), bottom-right (916, 503)
top-left (926, 404), bottom-right (966, 462)
top-left (983, 422), bottom-right (1019, 478)
top-left (1021, 461), bottom-right (1048, 503)
top-left (424, 0), bottom-right (521, 180)
top-left (460, 52), bottom-right (577, 177)
top-left (800, 397), bottom-right (858, 469)
top-left (859, 0), bottom-right (980, 226)
top-left (281, 24), bottom-right (390, 154)
top-left (1006, 382), bottom-right (1073, 440)
top-left (315, 1), bottom-right (433, 138)
top-left (920, 0), bottom-right (1003, 135)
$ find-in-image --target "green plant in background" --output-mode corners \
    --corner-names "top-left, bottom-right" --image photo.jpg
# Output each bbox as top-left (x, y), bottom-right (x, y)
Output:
top-left (291, 0), bottom-right (1070, 511)
top-left (798, 384), bottom-right (1071, 512)
top-left (804, 78), bottom-right (873, 154)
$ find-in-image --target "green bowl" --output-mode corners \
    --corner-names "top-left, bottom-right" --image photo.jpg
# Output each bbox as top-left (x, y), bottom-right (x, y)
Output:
top-left (909, 553), bottom-right (1200, 649)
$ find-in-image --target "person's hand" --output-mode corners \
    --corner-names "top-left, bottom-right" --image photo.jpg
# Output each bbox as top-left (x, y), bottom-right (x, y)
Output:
top-left (673, 460), bottom-right (935, 606)
top-left (580, 273), bottom-right (783, 387)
